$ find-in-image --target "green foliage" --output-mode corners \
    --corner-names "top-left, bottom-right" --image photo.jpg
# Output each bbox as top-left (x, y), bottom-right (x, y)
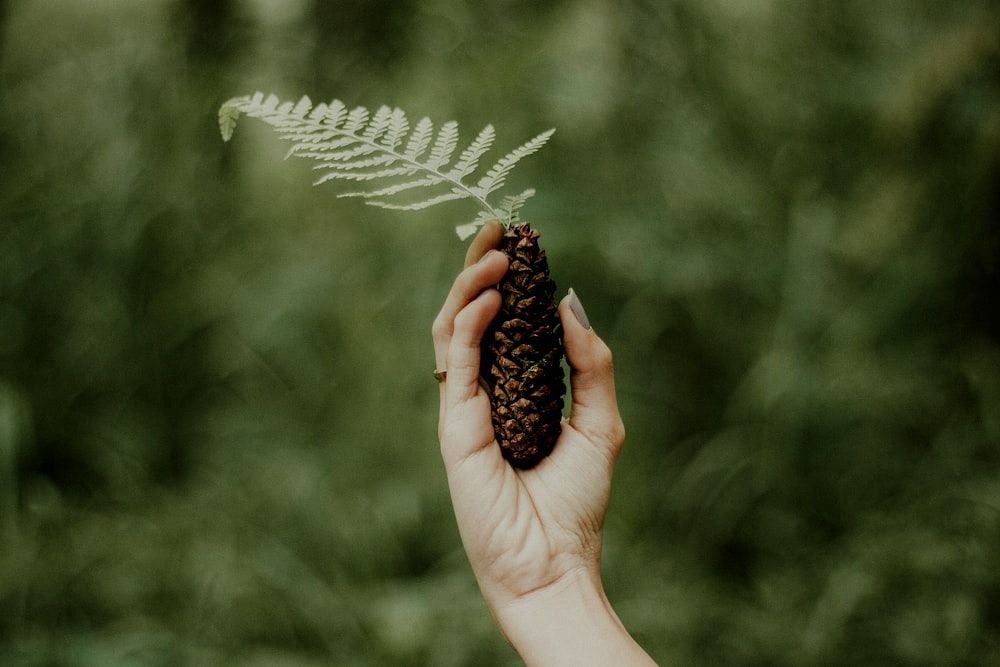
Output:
top-left (219, 93), bottom-right (553, 239)
top-left (2, 0), bottom-right (999, 665)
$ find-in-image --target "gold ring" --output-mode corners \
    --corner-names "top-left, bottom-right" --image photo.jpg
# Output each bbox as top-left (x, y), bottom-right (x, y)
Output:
top-left (433, 370), bottom-right (447, 382)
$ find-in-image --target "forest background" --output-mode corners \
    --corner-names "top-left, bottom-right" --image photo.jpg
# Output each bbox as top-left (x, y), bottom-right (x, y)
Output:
top-left (1, 0), bottom-right (998, 665)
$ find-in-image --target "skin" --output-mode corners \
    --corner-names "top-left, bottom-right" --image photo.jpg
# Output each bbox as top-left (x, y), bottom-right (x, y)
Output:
top-left (432, 222), bottom-right (657, 666)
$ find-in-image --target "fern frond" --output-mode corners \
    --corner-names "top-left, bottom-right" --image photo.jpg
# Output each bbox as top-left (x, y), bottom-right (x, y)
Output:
top-left (449, 125), bottom-right (495, 179)
top-left (425, 121), bottom-right (460, 171)
top-left (498, 189), bottom-right (538, 221)
top-left (403, 117), bottom-right (434, 160)
top-left (292, 96), bottom-right (312, 117)
top-left (382, 108), bottom-right (409, 150)
top-left (363, 190), bottom-right (469, 211)
top-left (218, 93), bottom-right (553, 237)
top-left (314, 165), bottom-right (419, 184)
top-left (475, 129), bottom-right (555, 198)
top-left (456, 210), bottom-right (505, 241)
top-left (219, 105), bottom-right (240, 142)
top-left (339, 176), bottom-right (445, 200)
top-left (344, 106), bottom-right (370, 133)
top-left (317, 100), bottom-right (348, 127)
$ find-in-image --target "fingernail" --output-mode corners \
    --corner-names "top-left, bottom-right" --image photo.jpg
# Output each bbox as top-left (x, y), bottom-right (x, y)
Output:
top-left (567, 287), bottom-right (591, 330)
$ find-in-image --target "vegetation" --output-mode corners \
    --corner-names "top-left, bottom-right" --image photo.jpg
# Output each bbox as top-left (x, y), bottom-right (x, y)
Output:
top-left (219, 94), bottom-right (565, 468)
top-left (219, 93), bottom-right (552, 239)
top-left (1, 0), bottom-right (998, 665)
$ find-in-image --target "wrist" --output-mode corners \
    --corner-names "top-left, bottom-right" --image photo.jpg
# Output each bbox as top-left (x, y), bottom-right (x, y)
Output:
top-left (491, 567), bottom-right (657, 667)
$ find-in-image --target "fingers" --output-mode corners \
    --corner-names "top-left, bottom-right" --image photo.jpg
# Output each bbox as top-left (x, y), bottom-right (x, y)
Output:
top-left (464, 220), bottom-right (504, 268)
top-left (446, 287), bottom-right (501, 405)
top-left (432, 250), bottom-right (508, 367)
top-left (560, 289), bottom-right (625, 458)
top-left (433, 223), bottom-right (507, 369)
top-left (438, 275), bottom-right (505, 468)
top-left (432, 222), bottom-right (507, 456)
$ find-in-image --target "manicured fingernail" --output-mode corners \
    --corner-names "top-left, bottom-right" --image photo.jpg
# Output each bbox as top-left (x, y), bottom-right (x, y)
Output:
top-left (567, 287), bottom-right (591, 330)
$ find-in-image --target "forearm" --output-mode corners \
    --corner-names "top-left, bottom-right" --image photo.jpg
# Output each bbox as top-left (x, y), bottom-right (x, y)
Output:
top-left (490, 567), bottom-right (658, 667)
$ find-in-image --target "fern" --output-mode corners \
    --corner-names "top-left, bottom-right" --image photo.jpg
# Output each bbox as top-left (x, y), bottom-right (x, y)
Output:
top-left (218, 92), bottom-right (553, 239)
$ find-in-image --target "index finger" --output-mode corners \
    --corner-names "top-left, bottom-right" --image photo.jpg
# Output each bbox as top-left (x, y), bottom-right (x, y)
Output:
top-left (433, 220), bottom-right (506, 367)
top-left (464, 220), bottom-right (504, 267)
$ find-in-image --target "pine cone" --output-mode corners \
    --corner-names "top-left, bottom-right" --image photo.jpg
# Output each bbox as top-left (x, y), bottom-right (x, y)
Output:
top-left (482, 222), bottom-right (566, 468)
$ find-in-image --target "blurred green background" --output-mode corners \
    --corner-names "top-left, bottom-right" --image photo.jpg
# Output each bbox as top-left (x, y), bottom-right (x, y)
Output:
top-left (2, 0), bottom-right (999, 664)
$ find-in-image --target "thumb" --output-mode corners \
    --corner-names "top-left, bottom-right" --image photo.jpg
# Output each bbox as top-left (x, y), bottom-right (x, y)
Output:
top-left (559, 288), bottom-right (625, 456)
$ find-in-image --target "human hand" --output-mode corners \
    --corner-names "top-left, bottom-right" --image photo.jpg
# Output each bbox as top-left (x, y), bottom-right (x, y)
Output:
top-left (432, 222), bottom-right (656, 666)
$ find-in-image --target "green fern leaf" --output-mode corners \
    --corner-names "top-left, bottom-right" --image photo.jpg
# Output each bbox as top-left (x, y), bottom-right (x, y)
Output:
top-left (340, 175), bottom-right (445, 200)
top-left (448, 125), bottom-right (495, 179)
top-left (218, 104), bottom-right (240, 142)
top-left (425, 121), bottom-right (460, 171)
top-left (344, 106), bottom-right (370, 133)
top-left (498, 189), bottom-right (539, 221)
top-left (217, 93), bottom-right (553, 236)
top-left (403, 117), bottom-right (435, 160)
top-left (475, 128), bottom-right (555, 198)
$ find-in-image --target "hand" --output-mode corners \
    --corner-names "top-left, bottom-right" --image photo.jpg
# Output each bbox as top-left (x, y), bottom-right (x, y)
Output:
top-left (432, 222), bottom-right (656, 666)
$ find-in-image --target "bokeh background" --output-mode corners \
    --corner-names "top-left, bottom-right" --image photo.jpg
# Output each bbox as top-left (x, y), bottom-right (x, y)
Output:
top-left (2, 0), bottom-right (999, 664)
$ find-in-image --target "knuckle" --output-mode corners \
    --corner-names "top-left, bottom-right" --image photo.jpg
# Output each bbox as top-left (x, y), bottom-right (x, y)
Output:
top-left (431, 312), bottom-right (451, 341)
top-left (591, 338), bottom-right (615, 374)
top-left (610, 417), bottom-right (626, 447)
